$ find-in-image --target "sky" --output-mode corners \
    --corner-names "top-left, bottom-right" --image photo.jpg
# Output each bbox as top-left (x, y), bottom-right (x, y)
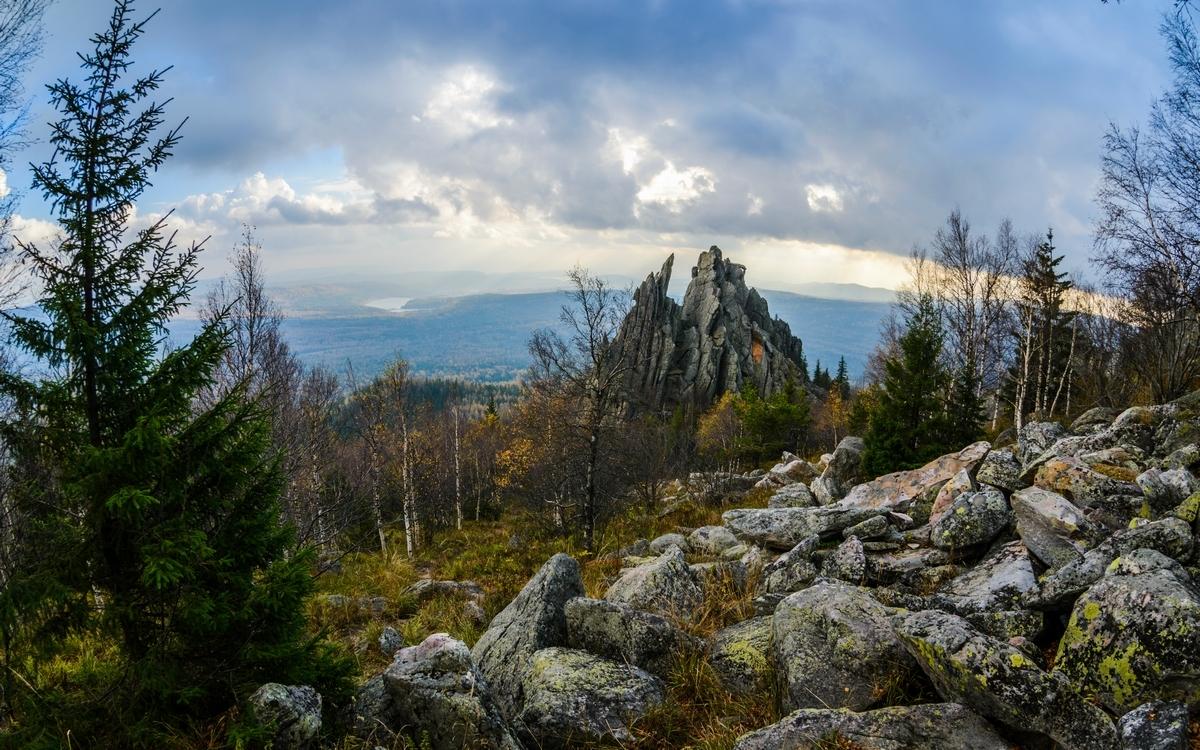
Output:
top-left (3, 0), bottom-right (1179, 294)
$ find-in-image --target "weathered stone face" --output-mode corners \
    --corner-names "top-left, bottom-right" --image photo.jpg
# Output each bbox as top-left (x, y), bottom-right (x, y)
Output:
top-left (471, 552), bottom-right (584, 720)
top-left (894, 609), bottom-right (1119, 750)
top-left (614, 247), bottom-right (808, 414)
top-left (733, 703), bottom-right (1013, 750)
top-left (248, 683), bottom-right (323, 750)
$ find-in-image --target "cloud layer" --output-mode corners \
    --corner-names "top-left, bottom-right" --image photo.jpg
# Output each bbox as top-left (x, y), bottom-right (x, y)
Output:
top-left (10, 0), bottom-right (1173, 288)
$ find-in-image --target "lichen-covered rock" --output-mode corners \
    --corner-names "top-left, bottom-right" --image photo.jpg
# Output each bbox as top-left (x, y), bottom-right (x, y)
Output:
top-left (709, 616), bottom-right (772, 695)
top-left (472, 552), bottom-right (584, 719)
top-left (648, 532), bottom-right (688, 554)
top-left (1118, 700), bottom-right (1190, 750)
top-left (839, 442), bottom-right (991, 519)
top-left (564, 597), bottom-right (693, 677)
top-left (723, 505), bottom-right (884, 549)
top-left (894, 609), bottom-right (1119, 750)
top-left (1137, 468), bottom-right (1199, 515)
top-left (1011, 486), bottom-right (1099, 569)
top-left (732, 703), bottom-right (1011, 750)
top-left (378, 625), bottom-right (404, 657)
top-left (384, 633), bottom-right (521, 750)
top-left (820, 536), bottom-right (867, 584)
top-left (928, 468), bottom-right (976, 525)
top-left (976, 448), bottom-right (1025, 493)
top-left (772, 580), bottom-right (915, 712)
top-left (1073, 407), bottom-right (1121, 434)
top-left (811, 436), bottom-right (865, 503)
top-left (604, 545), bottom-right (704, 617)
top-left (1053, 567), bottom-right (1200, 713)
top-left (866, 547), bottom-right (951, 586)
top-left (689, 525), bottom-right (739, 556)
top-left (1031, 517), bottom-right (1194, 609)
top-left (1108, 548), bottom-right (1190, 579)
top-left (964, 609), bottom-right (1044, 642)
top-left (1018, 421), bottom-right (1069, 464)
top-left (248, 683), bottom-right (322, 750)
top-left (1035, 456), bottom-right (1141, 508)
top-left (938, 541), bottom-right (1039, 612)
top-left (768, 482), bottom-right (816, 508)
top-left (842, 513), bottom-right (893, 540)
top-left (758, 535), bottom-right (819, 595)
top-left (517, 647), bottom-right (664, 747)
top-left (930, 489), bottom-right (1011, 550)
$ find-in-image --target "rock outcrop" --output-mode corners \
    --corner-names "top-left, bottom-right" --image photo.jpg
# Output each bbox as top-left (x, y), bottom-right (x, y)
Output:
top-left (614, 247), bottom-right (807, 413)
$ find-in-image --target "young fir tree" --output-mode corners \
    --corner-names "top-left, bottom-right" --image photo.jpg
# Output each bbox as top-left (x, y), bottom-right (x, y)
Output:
top-left (945, 362), bottom-right (985, 447)
top-left (833, 356), bottom-right (851, 400)
top-left (0, 3), bottom-right (349, 743)
top-left (862, 294), bottom-right (952, 475)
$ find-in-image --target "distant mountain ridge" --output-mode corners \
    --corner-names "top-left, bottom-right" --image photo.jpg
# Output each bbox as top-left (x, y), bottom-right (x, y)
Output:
top-left (170, 275), bottom-right (893, 384)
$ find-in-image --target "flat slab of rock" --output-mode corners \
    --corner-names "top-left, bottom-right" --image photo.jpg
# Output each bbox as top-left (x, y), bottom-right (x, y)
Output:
top-left (723, 505), bottom-right (883, 550)
top-left (1011, 486), bottom-right (1098, 569)
top-left (839, 442), bottom-right (991, 519)
top-left (894, 609), bottom-right (1118, 750)
top-left (1034, 456), bottom-right (1141, 508)
top-left (604, 545), bottom-right (704, 617)
top-left (732, 703), bottom-right (1011, 750)
top-left (565, 596), bottom-right (693, 677)
top-left (518, 647), bottom-right (664, 747)
top-left (772, 580), bottom-right (914, 712)
top-left (472, 552), bottom-right (584, 719)
top-left (768, 482), bottom-right (816, 508)
top-left (708, 615), bottom-right (772, 695)
top-left (1053, 567), bottom-right (1200, 713)
top-left (385, 633), bottom-right (521, 750)
top-left (937, 541), bottom-right (1038, 612)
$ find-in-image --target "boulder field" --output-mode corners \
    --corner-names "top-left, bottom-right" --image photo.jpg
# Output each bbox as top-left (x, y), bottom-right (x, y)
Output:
top-left (260, 390), bottom-right (1200, 749)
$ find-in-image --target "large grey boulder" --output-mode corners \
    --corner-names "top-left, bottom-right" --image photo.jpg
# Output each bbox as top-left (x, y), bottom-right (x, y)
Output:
top-left (767, 482), bottom-right (816, 508)
top-left (758, 535), bottom-right (819, 595)
top-left (894, 609), bottom-right (1119, 750)
top-left (1032, 517), bottom-right (1194, 609)
top-left (348, 675), bottom-right (397, 744)
top-left (937, 541), bottom-right (1039, 612)
top-left (648, 532), bottom-right (688, 554)
top-left (930, 489), bottom-right (1011, 550)
top-left (1053, 567), bottom-right (1200, 713)
top-left (248, 683), bottom-right (322, 750)
top-left (1018, 421), bottom-right (1069, 465)
top-left (976, 448), bottom-right (1024, 492)
top-left (820, 535), bottom-right (867, 584)
top-left (1011, 486), bottom-right (1099, 569)
top-left (928, 468), bottom-right (976, 525)
top-left (772, 580), bottom-right (915, 712)
top-left (564, 596), bottom-right (693, 677)
top-left (384, 633), bottom-right (521, 750)
top-left (723, 505), bottom-right (883, 549)
top-left (1118, 701), bottom-right (1190, 750)
top-left (1034, 455), bottom-right (1142, 508)
top-left (1137, 468), bottom-right (1199, 515)
top-left (688, 524), bottom-right (739, 556)
top-left (603, 545), bottom-right (704, 617)
top-left (517, 647), bottom-right (664, 748)
top-left (811, 436), bottom-right (864, 503)
top-left (732, 703), bottom-right (1011, 750)
top-left (472, 552), bottom-right (584, 719)
top-left (708, 616), bottom-right (772, 695)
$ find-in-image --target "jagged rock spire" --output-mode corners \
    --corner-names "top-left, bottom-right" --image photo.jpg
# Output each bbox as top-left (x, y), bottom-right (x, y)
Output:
top-left (615, 246), bottom-right (807, 414)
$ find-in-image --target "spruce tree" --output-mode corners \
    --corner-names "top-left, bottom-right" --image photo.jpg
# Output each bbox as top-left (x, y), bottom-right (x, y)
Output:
top-left (833, 356), bottom-right (851, 399)
top-left (862, 295), bottom-right (952, 475)
top-left (946, 362), bottom-right (985, 447)
top-left (0, 3), bottom-right (349, 743)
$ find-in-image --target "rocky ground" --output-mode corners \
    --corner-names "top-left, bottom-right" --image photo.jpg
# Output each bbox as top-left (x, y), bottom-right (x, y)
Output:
top-left (253, 390), bottom-right (1200, 749)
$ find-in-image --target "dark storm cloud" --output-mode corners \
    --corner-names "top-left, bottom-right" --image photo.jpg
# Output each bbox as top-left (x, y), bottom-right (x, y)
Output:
top-left (22, 0), bottom-right (1173, 272)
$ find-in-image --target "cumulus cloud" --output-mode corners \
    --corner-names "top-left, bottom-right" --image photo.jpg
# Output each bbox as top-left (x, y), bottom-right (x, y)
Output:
top-left (805, 184), bottom-right (844, 213)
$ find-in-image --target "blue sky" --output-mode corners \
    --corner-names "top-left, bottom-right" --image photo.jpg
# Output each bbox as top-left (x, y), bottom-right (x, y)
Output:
top-left (5, 0), bottom-right (1175, 292)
